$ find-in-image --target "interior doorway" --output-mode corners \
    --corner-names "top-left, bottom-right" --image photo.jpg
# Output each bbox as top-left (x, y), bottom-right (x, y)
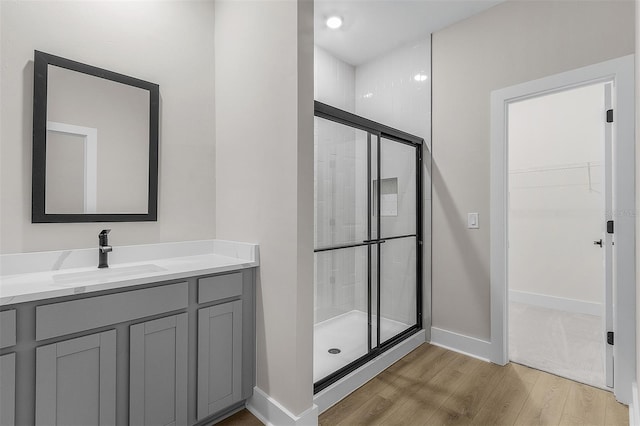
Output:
top-left (506, 82), bottom-right (611, 389)
top-left (489, 55), bottom-right (635, 404)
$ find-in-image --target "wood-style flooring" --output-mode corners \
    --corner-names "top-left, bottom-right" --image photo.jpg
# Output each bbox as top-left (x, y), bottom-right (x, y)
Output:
top-left (217, 343), bottom-right (629, 425)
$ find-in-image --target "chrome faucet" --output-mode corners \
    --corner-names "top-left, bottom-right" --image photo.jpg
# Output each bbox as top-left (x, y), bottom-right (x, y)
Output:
top-left (98, 229), bottom-right (112, 268)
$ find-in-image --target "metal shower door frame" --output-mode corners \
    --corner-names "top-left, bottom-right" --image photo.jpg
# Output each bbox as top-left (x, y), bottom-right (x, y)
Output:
top-left (313, 101), bottom-right (425, 393)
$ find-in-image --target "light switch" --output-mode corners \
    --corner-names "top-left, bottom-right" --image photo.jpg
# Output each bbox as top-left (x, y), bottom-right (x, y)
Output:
top-left (468, 213), bottom-right (479, 229)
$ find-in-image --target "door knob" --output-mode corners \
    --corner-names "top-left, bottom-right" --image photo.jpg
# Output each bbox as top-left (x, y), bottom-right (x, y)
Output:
top-left (593, 239), bottom-right (603, 247)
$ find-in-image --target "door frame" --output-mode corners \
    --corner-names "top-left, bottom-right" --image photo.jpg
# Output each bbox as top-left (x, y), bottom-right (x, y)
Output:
top-left (489, 55), bottom-right (635, 403)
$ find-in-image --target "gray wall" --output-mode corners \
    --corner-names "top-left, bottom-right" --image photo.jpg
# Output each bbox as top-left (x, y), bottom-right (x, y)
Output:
top-left (636, 0), bottom-right (640, 402)
top-left (0, 1), bottom-right (216, 253)
top-left (214, 0), bottom-right (315, 417)
top-left (431, 0), bottom-right (635, 340)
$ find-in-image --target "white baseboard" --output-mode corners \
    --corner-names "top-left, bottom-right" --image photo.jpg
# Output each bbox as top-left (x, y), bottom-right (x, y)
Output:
top-left (247, 387), bottom-right (319, 426)
top-left (509, 289), bottom-right (602, 317)
top-left (630, 382), bottom-right (639, 426)
top-left (430, 327), bottom-right (491, 361)
top-left (314, 329), bottom-right (426, 414)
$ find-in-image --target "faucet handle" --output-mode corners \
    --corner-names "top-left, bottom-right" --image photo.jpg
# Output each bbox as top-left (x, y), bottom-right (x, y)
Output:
top-left (99, 229), bottom-right (111, 247)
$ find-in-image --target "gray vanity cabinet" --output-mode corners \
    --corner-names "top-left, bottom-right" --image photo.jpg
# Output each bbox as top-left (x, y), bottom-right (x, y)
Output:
top-left (130, 313), bottom-right (188, 426)
top-left (0, 353), bottom-right (16, 426)
top-left (3, 267), bottom-right (255, 426)
top-left (35, 330), bottom-right (117, 426)
top-left (197, 300), bottom-right (243, 419)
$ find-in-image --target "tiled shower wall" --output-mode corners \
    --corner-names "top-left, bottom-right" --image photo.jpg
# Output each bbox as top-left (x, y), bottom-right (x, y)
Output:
top-left (314, 40), bottom-right (431, 327)
top-left (355, 38), bottom-right (431, 143)
top-left (314, 46), bottom-right (360, 322)
top-left (314, 46), bottom-right (355, 113)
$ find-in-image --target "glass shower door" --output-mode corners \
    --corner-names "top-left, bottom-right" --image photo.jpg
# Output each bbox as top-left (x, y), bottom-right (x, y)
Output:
top-left (313, 116), bottom-right (371, 383)
top-left (377, 138), bottom-right (419, 344)
top-left (313, 102), bottom-right (423, 392)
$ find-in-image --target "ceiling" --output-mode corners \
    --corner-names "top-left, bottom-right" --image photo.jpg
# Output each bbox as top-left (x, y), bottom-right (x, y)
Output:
top-left (315, 0), bottom-right (505, 66)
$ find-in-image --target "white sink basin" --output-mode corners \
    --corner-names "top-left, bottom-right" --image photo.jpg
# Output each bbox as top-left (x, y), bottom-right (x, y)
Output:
top-left (53, 264), bottom-right (166, 285)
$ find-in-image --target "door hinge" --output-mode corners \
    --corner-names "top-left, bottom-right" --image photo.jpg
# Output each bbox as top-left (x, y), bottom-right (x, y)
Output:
top-left (606, 109), bottom-right (614, 123)
top-left (607, 220), bottom-right (614, 234)
top-left (607, 331), bottom-right (614, 345)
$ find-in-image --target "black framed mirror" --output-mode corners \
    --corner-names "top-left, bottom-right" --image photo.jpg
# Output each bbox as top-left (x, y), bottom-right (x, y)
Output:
top-left (32, 50), bottom-right (159, 223)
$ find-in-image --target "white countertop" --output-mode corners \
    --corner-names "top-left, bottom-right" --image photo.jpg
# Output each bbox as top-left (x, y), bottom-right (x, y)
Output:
top-left (0, 240), bottom-right (259, 306)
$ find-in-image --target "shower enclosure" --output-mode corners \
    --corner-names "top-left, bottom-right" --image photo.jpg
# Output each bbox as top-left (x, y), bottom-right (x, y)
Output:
top-left (313, 101), bottom-right (425, 392)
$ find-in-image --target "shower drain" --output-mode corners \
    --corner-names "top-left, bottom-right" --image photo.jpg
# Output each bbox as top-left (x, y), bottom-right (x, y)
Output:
top-left (328, 348), bottom-right (341, 355)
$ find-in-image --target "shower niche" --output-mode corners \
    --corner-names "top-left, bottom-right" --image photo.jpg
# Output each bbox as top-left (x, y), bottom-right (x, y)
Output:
top-left (313, 101), bottom-right (426, 392)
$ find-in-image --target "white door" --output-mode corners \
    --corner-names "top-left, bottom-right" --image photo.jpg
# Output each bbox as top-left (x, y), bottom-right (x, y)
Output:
top-left (603, 82), bottom-right (613, 388)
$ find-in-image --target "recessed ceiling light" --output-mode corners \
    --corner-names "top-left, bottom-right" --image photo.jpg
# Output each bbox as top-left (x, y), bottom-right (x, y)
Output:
top-left (326, 16), bottom-right (343, 30)
top-left (363, 92), bottom-right (374, 99)
top-left (414, 73), bottom-right (428, 82)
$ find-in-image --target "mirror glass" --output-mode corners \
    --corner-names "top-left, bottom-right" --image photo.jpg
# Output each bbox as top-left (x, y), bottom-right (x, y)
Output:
top-left (32, 51), bottom-right (159, 222)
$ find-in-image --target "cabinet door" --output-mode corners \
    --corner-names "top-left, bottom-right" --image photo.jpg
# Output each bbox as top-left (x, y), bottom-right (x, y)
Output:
top-left (197, 300), bottom-right (242, 419)
top-left (130, 313), bottom-right (188, 426)
top-left (1, 353), bottom-right (15, 426)
top-left (36, 330), bottom-right (116, 426)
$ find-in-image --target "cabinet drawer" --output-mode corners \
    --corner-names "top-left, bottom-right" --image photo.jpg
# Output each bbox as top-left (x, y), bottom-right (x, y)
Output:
top-left (0, 310), bottom-right (16, 349)
top-left (198, 273), bottom-right (242, 304)
top-left (36, 282), bottom-right (188, 341)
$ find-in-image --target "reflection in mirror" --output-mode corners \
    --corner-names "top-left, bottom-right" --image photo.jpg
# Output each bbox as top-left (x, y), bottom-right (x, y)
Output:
top-left (45, 122), bottom-right (96, 213)
top-left (46, 66), bottom-right (149, 214)
top-left (33, 50), bottom-right (159, 223)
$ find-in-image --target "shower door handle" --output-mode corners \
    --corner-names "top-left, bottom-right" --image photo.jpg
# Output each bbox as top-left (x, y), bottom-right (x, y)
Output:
top-left (593, 239), bottom-right (603, 247)
top-left (363, 239), bottom-right (386, 245)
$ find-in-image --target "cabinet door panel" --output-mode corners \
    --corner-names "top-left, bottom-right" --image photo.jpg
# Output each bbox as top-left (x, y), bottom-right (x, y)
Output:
top-left (197, 301), bottom-right (242, 419)
top-left (0, 310), bottom-right (16, 349)
top-left (130, 313), bottom-right (188, 426)
top-left (35, 330), bottom-right (116, 426)
top-left (1, 353), bottom-right (15, 426)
